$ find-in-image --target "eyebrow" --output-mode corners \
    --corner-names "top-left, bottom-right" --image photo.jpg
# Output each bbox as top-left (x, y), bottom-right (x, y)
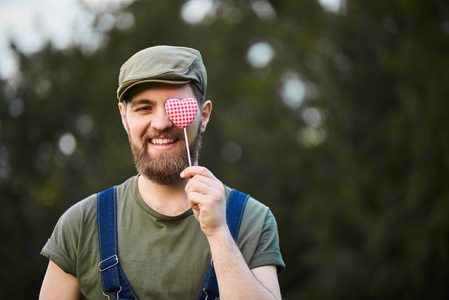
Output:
top-left (130, 99), bottom-right (157, 108)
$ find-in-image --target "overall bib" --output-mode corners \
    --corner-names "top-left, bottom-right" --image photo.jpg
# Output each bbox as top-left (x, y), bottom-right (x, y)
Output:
top-left (97, 186), bottom-right (249, 300)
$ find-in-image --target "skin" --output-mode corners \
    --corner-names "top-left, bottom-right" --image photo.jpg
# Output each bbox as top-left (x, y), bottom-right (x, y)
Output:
top-left (39, 83), bottom-right (282, 300)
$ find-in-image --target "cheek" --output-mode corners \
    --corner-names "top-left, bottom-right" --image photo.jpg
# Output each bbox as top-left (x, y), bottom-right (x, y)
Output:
top-left (126, 118), bottom-right (148, 140)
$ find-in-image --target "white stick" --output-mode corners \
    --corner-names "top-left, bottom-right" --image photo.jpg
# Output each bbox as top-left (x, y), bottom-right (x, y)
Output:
top-left (184, 128), bottom-right (192, 167)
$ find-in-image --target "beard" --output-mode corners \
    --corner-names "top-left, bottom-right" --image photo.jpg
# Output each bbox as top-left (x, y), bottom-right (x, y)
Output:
top-left (129, 124), bottom-right (202, 185)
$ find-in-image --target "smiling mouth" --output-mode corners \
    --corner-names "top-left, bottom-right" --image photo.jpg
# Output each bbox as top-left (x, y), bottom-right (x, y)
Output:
top-left (150, 138), bottom-right (178, 146)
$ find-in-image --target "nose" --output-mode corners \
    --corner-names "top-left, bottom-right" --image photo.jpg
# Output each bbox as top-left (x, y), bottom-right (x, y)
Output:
top-left (151, 108), bottom-right (173, 131)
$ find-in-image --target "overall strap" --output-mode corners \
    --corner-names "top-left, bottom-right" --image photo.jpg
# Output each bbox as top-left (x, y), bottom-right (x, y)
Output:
top-left (196, 189), bottom-right (250, 300)
top-left (97, 186), bottom-right (139, 300)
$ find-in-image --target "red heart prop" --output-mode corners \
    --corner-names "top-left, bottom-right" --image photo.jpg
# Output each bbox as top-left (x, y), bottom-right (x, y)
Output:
top-left (165, 98), bottom-right (198, 128)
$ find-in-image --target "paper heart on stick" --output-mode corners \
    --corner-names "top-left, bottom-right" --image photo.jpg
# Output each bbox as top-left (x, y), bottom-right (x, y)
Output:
top-left (165, 98), bottom-right (198, 128)
top-left (165, 97), bottom-right (199, 167)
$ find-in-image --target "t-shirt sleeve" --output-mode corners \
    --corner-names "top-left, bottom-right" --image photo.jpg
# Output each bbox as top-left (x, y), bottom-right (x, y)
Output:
top-left (40, 195), bottom-right (96, 277)
top-left (233, 189), bottom-right (285, 273)
top-left (41, 238), bottom-right (76, 276)
top-left (248, 209), bottom-right (285, 273)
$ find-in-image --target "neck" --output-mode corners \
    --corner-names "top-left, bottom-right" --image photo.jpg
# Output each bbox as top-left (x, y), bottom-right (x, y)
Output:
top-left (137, 174), bottom-right (190, 216)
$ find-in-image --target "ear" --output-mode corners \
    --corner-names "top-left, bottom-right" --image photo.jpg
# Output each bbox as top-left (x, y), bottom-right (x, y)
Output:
top-left (118, 102), bottom-right (129, 134)
top-left (200, 100), bottom-right (212, 133)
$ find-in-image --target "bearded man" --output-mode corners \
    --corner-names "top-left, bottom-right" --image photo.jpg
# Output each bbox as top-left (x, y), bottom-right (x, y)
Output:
top-left (39, 45), bottom-right (285, 300)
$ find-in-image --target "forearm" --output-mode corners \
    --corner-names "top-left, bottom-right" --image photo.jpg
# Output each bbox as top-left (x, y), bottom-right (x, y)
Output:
top-left (207, 228), bottom-right (280, 300)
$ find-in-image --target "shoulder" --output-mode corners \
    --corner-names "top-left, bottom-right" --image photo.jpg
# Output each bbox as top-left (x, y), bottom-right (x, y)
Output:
top-left (49, 193), bottom-right (97, 240)
top-left (224, 186), bottom-right (272, 227)
top-left (60, 176), bottom-right (137, 225)
top-left (224, 186), bottom-right (285, 271)
top-left (41, 177), bottom-right (137, 275)
top-left (47, 177), bottom-right (135, 247)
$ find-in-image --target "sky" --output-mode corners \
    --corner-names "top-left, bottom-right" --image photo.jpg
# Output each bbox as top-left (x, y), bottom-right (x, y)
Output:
top-left (0, 0), bottom-right (133, 78)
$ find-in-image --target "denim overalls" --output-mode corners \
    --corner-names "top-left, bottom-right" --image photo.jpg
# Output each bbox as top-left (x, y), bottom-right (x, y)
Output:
top-left (97, 186), bottom-right (249, 300)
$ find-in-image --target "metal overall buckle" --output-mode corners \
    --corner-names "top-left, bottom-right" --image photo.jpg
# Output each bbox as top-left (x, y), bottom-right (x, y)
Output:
top-left (102, 286), bottom-right (122, 300)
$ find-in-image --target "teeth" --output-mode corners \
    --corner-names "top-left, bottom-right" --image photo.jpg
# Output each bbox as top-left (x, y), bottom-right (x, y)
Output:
top-left (151, 138), bottom-right (176, 145)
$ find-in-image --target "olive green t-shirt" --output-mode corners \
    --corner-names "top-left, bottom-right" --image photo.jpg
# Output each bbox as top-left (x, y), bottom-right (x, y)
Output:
top-left (41, 176), bottom-right (284, 299)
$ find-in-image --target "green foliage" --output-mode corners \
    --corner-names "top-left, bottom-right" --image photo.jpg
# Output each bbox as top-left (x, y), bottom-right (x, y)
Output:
top-left (1, 0), bottom-right (448, 298)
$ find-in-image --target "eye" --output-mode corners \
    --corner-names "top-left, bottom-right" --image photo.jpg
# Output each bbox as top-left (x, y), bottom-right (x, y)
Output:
top-left (136, 106), bottom-right (153, 113)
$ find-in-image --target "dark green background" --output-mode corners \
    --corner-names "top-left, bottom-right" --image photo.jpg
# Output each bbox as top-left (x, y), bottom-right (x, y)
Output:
top-left (1, 0), bottom-right (448, 298)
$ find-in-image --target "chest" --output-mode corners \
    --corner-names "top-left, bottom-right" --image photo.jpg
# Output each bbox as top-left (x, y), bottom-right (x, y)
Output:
top-left (116, 212), bottom-right (211, 299)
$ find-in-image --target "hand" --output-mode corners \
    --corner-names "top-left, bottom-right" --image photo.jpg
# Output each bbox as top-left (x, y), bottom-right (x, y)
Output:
top-left (180, 166), bottom-right (227, 237)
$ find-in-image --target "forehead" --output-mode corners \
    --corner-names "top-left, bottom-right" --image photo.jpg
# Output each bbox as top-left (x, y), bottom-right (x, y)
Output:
top-left (127, 82), bottom-right (195, 103)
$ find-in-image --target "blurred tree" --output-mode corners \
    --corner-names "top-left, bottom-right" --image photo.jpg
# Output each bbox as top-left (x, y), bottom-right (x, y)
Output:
top-left (0, 0), bottom-right (448, 299)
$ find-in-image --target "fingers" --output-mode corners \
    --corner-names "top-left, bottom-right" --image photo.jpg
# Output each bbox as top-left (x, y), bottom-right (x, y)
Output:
top-left (181, 166), bottom-right (224, 195)
top-left (185, 178), bottom-right (224, 211)
top-left (180, 167), bottom-right (227, 235)
top-left (186, 187), bottom-right (222, 211)
top-left (180, 166), bottom-right (217, 181)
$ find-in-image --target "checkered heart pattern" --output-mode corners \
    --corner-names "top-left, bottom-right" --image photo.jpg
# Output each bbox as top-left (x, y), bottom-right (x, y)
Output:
top-left (165, 98), bottom-right (198, 128)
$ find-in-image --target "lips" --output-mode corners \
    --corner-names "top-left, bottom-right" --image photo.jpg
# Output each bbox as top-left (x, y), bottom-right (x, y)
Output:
top-left (150, 138), bottom-right (178, 146)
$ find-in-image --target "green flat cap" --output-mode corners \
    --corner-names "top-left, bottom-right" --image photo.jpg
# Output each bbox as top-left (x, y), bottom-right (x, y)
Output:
top-left (117, 45), bottom-right (207, 101)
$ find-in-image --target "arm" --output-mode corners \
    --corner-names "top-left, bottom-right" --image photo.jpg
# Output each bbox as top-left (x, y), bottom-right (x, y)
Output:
top-left (182, 167), bottom-right (282, 300)
top-left (207, 227), bottom-right (281, 299)
top-left (39, 260), bottom-right (81, 300)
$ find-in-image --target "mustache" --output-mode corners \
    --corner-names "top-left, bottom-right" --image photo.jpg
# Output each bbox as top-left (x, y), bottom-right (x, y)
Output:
top-left (142, 129), bottom-right (185, 142)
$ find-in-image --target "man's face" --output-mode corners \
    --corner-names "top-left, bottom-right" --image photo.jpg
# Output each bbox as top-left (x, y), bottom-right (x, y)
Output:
top-left (118, 83), bottom-right (211, 185)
